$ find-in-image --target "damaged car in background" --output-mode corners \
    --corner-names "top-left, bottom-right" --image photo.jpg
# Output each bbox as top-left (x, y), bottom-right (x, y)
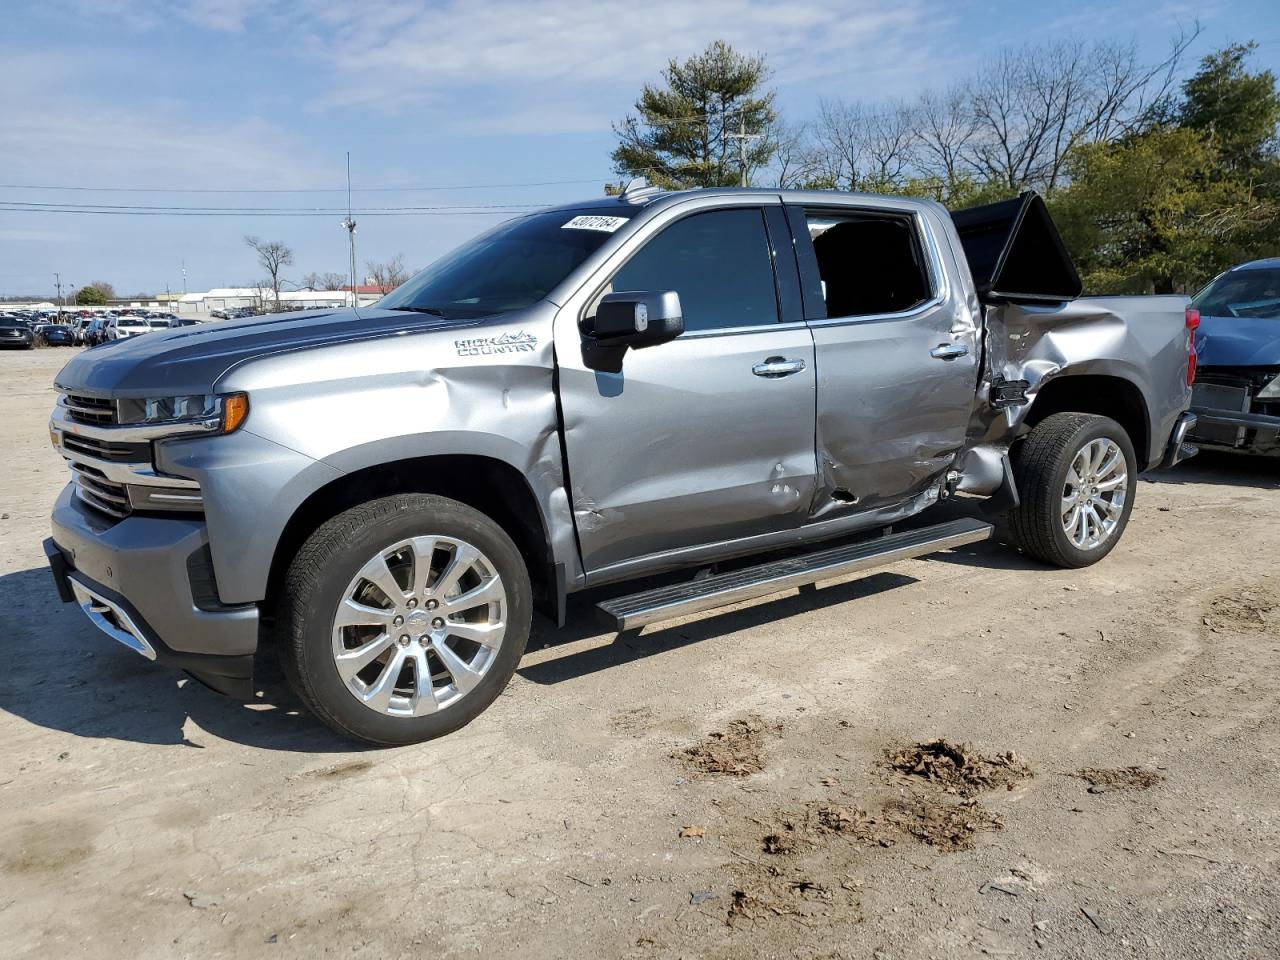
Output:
top-left (45, 185), bottom-right (1195, 746)
top-left (1188, 258), bottom-right (1280, 456)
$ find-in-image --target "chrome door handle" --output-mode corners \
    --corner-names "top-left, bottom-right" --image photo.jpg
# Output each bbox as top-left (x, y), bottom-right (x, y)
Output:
top-left (930, 342), bottom-right (969, 360)
top-left (752, 356), bottom-right (807, 378)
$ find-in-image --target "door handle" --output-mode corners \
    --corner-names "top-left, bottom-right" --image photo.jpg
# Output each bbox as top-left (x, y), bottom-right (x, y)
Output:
top-left (752, 356), bottom-right (807, 378)
top-left (930, 342), bottom-right (969, 360)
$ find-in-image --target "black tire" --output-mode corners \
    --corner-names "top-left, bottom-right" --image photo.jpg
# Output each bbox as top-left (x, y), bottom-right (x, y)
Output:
top-left (280, 494), bottom-right (531, 746)
top-left (1006, 412), bottom-right (1137, 569)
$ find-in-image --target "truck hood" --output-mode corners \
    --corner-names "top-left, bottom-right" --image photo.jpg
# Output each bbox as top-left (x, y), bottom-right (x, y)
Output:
top-left (1195, 313), bottom-right (1280, 367)
top-left (54, 307), bottom-right (486, 398)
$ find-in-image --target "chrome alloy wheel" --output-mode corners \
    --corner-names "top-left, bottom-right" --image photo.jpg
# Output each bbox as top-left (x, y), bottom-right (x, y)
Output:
top-left (1061, 437), bottom-right (1128, 550)
top-left (330, 536), bottom-right (507, 717)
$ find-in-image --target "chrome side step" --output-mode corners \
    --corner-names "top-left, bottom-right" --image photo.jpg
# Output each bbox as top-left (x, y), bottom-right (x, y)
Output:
top-left (596, 517), bottom-right (993, 632)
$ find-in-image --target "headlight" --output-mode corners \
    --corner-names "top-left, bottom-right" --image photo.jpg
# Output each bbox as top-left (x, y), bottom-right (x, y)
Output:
top-left (1259, 374), bottom-right (1280, 400)
top-left (116, 392), bottom-right (249, 433)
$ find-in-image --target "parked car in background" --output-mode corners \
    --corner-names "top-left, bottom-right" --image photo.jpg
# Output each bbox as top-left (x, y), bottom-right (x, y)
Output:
top-left (1188, 258), bottom-right (1280, 456)
top-left (40, 324), bottom-right (75, 346)
top-left (70, 318), bottom-right (90, 345)
top-left (43, 325), bottom-right (74, 348)
top-left (104, 316), bottom-right (154, 341)
top-left (0, 316), bottom-right (35, 349)
top-left (84, 318), bottom-right (107, 346)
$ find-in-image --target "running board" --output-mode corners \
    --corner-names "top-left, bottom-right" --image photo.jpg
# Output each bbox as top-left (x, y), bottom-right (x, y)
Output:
top-left (596, 517), bottom-right (993, 632)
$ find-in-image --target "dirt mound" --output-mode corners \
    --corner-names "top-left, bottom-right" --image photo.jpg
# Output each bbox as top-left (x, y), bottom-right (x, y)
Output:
top-left (1073, 766), bottom-right (1164, 791)
top-left (882, 739), bottom-right (1032, 796)
top-left (811, 804), bottom-right (879, 838)
top-left (1204, 591), bottom-right (1274, 632)
top-left (884, 797), bottom-right (1004, 852)
top-left (675, 716), bottom-right (780, 777)
top-left (759, 803), bottom-right (886, 856)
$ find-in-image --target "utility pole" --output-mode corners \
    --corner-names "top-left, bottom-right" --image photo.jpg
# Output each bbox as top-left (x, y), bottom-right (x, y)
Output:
top-left (342, 152), bottom-right (358, 308)
top-left (54, 272), bottom-right (64, 319)
top-left (727, 112), bottom-right (761, 188)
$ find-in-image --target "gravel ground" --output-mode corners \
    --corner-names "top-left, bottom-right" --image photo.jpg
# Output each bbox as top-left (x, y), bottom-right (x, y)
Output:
top-left (1, 345), bottom-right (1278, 959)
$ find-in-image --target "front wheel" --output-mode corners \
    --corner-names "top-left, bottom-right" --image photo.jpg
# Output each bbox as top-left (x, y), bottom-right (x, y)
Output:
top-left (1006, 413), bottom-right (1137, 569)
top-left (280, 494), bottom-right (531, 746)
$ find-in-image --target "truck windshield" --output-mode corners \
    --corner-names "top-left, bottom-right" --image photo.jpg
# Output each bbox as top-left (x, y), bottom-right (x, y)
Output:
top-left (1192, 267), bottom-right (1280, 320)
top-left (377, 208), bottom-right (637, 319)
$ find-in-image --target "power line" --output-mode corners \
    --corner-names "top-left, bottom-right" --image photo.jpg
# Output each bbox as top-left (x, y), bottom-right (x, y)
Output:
top-left (0, 176), bottom-right (608, 194)
top-left (0, 207), bottom-right (536, 217)
top-left (0, 200), bottom-right (545, 212)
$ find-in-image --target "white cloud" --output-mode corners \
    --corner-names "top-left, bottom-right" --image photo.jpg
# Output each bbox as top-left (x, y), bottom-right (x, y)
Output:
top-left (45, 0), bottom-right (954, 131)
top-left (300, 0), bottom-right (949, 124)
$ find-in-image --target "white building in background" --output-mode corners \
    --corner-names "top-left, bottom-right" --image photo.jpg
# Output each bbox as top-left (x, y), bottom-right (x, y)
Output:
top-left (177, 287), bottom-right (382, 316)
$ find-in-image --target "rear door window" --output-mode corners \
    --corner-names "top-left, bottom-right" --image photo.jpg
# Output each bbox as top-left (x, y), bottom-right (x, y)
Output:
top-left (800, 210), bottom-right (933, 319)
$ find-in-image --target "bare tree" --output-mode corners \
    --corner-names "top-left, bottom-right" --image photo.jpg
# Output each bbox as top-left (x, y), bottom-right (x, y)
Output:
top-left (963, 29), bottom-right (1201, 192)
top-left (244, 236), bottom-right (294, 306)
top-left (915, 87), bottom-right (977, 187)
top-left (808, 99), bottom-right (918, 192)
top-left (365, 254), bottom-right (410, 295)
top-left (300, 271), bottom-right (350, 291)
top-left (858, 101), bottom-right (918, 190)
top-left (811, 99), bottom-right (864, 190)
top-left (766, 121), bottom-right (822, 188)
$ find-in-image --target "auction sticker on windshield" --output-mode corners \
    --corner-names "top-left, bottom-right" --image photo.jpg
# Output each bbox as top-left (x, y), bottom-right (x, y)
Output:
top-left (561, 215), bottom-right (628, 232)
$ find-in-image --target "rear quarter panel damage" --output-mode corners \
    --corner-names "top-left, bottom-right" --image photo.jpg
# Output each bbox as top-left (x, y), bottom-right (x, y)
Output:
top-left (959, 296), bottom-right (1192, 488)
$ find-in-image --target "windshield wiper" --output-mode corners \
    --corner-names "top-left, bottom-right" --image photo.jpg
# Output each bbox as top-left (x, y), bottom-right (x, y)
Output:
top-left (391, 305), bottom-right (448, 317)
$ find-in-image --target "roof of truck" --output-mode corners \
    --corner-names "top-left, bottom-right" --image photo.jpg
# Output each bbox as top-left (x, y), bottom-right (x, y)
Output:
top-left (538, 185), bottom-right (944, 216)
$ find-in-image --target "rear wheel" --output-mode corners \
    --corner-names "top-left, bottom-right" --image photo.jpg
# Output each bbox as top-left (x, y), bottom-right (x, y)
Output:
top-left (1006, 413), bottom-right (1136, 569)
top-left (280, 494), bottom-right (531, 745)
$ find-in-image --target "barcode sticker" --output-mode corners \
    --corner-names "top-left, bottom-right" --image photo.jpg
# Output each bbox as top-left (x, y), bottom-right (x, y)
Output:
top-left (561, 215), bottom-right (628, 233)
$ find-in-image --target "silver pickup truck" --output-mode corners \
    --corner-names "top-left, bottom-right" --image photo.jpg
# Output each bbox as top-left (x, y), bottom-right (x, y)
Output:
top-left (45, 187), bottom-right (1197, 745)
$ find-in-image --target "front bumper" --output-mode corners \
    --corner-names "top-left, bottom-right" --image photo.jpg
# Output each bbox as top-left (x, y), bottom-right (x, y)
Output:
top-left (1190, 406), bottom-right (1280, 456)
top-left (46, 484), bottom-right (259, 698)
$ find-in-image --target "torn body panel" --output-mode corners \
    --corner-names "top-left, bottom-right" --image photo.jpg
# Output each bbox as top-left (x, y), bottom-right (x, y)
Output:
top-left (962, 295), bottom-right (1193, 487)
top-left (805, 202), bottom-right (981, 519)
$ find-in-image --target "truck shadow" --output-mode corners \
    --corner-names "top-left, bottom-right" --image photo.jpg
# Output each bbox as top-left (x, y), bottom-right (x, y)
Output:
top-left (0, 568), bottom-right (357, 753)
top-left (1143, 451), bottom-right (1279, 489)
top-left (518, 570), bottom-right (918, 686)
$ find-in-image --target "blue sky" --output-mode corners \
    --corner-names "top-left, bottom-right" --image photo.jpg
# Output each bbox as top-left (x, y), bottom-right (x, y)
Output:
top-left (2, 0), bottom-right (1278, 297)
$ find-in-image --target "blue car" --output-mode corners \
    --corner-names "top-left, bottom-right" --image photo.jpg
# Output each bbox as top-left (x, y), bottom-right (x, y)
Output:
top-left (1188, 258), bottom-right (1280, 456)
top-left (40, 324), bottom-right (75, 346)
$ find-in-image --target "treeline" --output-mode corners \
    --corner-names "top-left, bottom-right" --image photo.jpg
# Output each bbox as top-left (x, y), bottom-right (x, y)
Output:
top-left (612, 36), bottom-right (1280, 295)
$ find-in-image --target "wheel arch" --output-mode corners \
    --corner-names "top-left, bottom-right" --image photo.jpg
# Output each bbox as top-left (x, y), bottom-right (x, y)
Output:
top-left (265, 454), bottom-right (556, 626)
top-left (1023, 373), bottom-right (1151, 468)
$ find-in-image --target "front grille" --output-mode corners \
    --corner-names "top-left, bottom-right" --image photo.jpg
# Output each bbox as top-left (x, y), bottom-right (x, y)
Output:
top-left (63, 393), bottom-right (118, 426)
top-left (1197, 366), bottom-right (1279, 391)
top-left (62, 433), bottom-right (148, 463)
top-left (68, 462), bottom-right (132, 519)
